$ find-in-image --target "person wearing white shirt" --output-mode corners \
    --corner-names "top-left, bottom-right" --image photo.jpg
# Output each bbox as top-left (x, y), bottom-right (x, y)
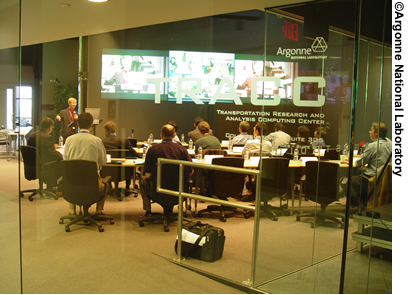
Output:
top-left (265, 122), bottom-right (291, 148)
top-left (64, 112), bottom-right (107, 215)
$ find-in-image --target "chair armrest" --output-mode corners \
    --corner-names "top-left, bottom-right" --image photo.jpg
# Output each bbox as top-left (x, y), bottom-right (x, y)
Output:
top-left (102, 176), bottom-right (112, 184)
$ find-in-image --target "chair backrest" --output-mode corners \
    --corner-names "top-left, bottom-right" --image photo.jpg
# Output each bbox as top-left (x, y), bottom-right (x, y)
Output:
top-left (209, 157), bottom-right (245, 199)
top-left (21, 145), bottom-right (40, 181)
top-left (0, 129), bottom-right (8, 143)
top-left (304, 161), bottom-right (339, 206)
top-left (106, 149), bottom-right (131, 158)
top-left (324, 148), bottom-right (339, 160)
top-left (259, 157), bottom-right (290, 196)
top-left (152, 163), bottom-right (190, 207)
top-left (61, 160), bottom-right (101, 206)
top-left (203, 149), bottom-right (227, 156)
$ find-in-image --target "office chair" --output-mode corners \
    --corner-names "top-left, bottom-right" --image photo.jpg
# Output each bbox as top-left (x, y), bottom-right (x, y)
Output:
top-left (0, 129), bottom-right (10, 161)
top-left (20, 145), bottom-right (58, 201)
top-left (138, 163), bottom-right (191, 232)
top-left (359, 153), bottom-right (392, 212)
top-left (258, 157), bottom-right (291, 221)
top-left (101, 149), bottom-right (134, 200)
top-left (197, 157), bottom-right (249, 222)
top-left (296, 161), bottom-right (345, 228)
top-left (59, 160), bottom-right (114, 232)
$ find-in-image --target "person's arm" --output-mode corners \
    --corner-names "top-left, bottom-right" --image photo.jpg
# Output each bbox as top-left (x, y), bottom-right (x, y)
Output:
top-left (97, 140), bottom-right (107, 166)
top-left (46, 135), bottom-right (63, 161)
top-left (126, 139), bottom-right (137, 157)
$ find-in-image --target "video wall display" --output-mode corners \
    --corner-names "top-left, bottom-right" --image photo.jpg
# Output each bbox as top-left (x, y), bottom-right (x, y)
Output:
top-left (101, 49), bottom-right (167, 99)
top-left (234, 59), bottom-right (295, 100)
top-left (168, 50), bottom-right (235, 102)
top-left (100, 49), bottom-right (332, 105)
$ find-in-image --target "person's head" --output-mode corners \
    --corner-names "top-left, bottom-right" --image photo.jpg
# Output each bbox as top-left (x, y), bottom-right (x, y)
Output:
top-left (78, 112), bottom-right (93, 130)
top-left (253, 122), bottom-right (267, 136)
top-left (194, 117), bottom-right (204, 128)
top-left (168, 121), bottom-right (178, 132)
top-left (370, 122), bottom-right (387, 141)
top-left (67, 98), bottom-right (77, 111)
top-left (104, 121), bottom-right (116, 136)
top-left (314, 127), bottom-right (327, 139)
top-left (197, 121), bottom-right (210, 135)
top-left (41, 117), bottom-right (54, 133)
top-left (297, 125), bottom-right (310, 138)
top-left (161, 124), bottom-right (175, 140)
top-left (239, 121), bottom-right (250, 133)
top-left (274, 122), bottom-right (284, 132)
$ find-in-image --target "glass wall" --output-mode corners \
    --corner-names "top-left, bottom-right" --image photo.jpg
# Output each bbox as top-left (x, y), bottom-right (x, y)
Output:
top-left (0, 0), bottom-right (392, 293)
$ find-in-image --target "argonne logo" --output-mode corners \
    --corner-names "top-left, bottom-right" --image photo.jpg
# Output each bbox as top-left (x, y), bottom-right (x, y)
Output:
top-left (311, 37), bottom-right (328, 53)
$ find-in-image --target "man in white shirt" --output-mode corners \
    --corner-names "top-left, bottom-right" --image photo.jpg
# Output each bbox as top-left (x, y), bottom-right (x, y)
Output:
top-left (265, 123), bottom-right (291, 148)
top-left (64, 112), bottom-right (107, 215)
top-left (231, 121), bottom-right (253, 145)
top-left (244, 122), bottom-right (272, 155)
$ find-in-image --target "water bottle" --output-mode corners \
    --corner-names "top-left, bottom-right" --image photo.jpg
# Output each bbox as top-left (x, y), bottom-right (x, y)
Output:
top-left (343, 142), bottom-right (349, 156)
top-left (181, 134), bottom-right (185, 143)
top-left (142, 146), bottom-right (146, 160)
top-left (293, 148), bottom-right (299, 162)
top-left (197, 146), bottom-right (203, 161)
top-left (149, 133), bottom-right (153, 143)
top-left (131, 129), bottom-right (134, 139)
top-left (188, 138), bottom-right (193, 150)
top-left (59, 135), bottom-right (63, 147)
top-left (271, 138), bottom-right (276, 155)
top-left (147, 136), bottom-right (152, 147)
top-left (228, 137), bottom-right (233, 151)
top-left (244, 146), bottom-right (250, 161)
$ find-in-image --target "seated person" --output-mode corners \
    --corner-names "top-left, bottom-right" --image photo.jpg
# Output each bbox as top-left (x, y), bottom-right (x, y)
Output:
top-left (140, 124), bottom-right (193, 217)
top-left (194, 121), bottom-right (221, 154)
top-left (168, 121), bottom-right (182, 145)
top-left (64, 112), bottom-right (107, 215)
top-left (283, 125), bottom-right (314, 159)
top-left (243, 122), bottom-right (272, 155)
top-left (311, 126), bottom-right (327, 148)
top-left (265, 122), bottom-right (291, 148)
top-left (188, 117), bottom-right (214, 143)
top-left (231, 121), bottom-right (253, 145)
top-left (350, 122), bottom-right (392, 207)
top-left (102, 121), bottom-right (137, 193)
top-left (27, 117), bottom-right (63, 188)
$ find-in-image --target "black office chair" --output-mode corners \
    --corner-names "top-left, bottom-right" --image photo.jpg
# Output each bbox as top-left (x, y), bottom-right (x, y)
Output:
top-left (101, 149), bottom-right (134, 200)
top-left (20, 145), bottom-right (58, 201)
top-left (59, 160), bottom-right (114, 232)
top-left (296, 161), bottom-right (345, 228)
top-left (138, 163), bottom-right (191, 232)
top-left (197, 157), bottom-right (249, 222)
top-left (258, 157), bottom-right (291, 221)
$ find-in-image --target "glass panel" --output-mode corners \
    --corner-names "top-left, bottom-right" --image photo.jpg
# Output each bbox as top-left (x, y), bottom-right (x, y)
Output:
top-left (342, 0), bottom-right (392, 292)
top-left (0, 0), bottom-right (22, 293)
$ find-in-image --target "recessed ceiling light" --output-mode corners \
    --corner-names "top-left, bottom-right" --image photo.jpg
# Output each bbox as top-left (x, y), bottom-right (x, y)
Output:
top-left (88, 0), bottom-right (110, 2)
top-left (60, 3), bottom-right (71, 7)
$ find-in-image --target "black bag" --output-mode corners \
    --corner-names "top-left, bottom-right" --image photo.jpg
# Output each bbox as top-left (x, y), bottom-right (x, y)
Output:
top-left (175, 221), bottom-right (225, 262)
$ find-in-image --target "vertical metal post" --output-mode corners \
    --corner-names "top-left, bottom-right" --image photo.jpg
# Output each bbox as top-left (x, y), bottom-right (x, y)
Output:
top-left (249, 171), bottom-right (261, 286)
top-left (177, 163), bottom-right (183, 261)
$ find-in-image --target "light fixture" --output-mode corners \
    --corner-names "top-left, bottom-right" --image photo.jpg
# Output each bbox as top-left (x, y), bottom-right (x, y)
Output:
top-left (60, 3), bottom-right (71, 7)
top-left (88, 0), bottom-right (110, 2)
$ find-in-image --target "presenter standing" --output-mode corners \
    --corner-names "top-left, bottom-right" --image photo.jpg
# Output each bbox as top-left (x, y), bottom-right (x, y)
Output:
top-left (56, 97), bottom-right (78, 143)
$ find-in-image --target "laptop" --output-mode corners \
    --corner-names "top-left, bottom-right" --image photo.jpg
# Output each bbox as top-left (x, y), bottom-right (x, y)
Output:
top-left (85, 108), bottom-right (101, 124)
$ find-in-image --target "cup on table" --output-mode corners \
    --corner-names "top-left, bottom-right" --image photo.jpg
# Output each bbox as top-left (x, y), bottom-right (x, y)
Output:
top-left (340, 155), bottom-right (346, 162)
top-left (106, 154), bottom-right (111, 163)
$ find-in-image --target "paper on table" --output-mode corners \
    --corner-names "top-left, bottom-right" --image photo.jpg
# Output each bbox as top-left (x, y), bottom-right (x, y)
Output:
top-left (233, 146), bottom-right (244, 153)
top-left (176, 229), bottom-right (206, 246)
top-left (300, 156), bottom-right (318, 163)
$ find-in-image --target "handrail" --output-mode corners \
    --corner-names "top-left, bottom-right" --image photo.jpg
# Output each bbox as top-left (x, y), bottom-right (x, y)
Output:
top-left (156, 158), bottom-right (261, 287)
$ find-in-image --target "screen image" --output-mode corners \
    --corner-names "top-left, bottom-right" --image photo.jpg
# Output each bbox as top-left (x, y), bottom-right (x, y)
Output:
top-left (234, 59), bottom-right (295, 100)
top-left (168, 50), bottom-right (235, 102)
top-left (101, 49), bottom-right (167, 100)
top-left (324, 71), bottom-right (351, 104)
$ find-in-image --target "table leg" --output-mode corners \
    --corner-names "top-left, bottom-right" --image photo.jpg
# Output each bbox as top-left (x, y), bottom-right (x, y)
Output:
top-left (356, 222), bottom-right (364, 252)
top-left (289, 169), bottom-right (295, 216)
